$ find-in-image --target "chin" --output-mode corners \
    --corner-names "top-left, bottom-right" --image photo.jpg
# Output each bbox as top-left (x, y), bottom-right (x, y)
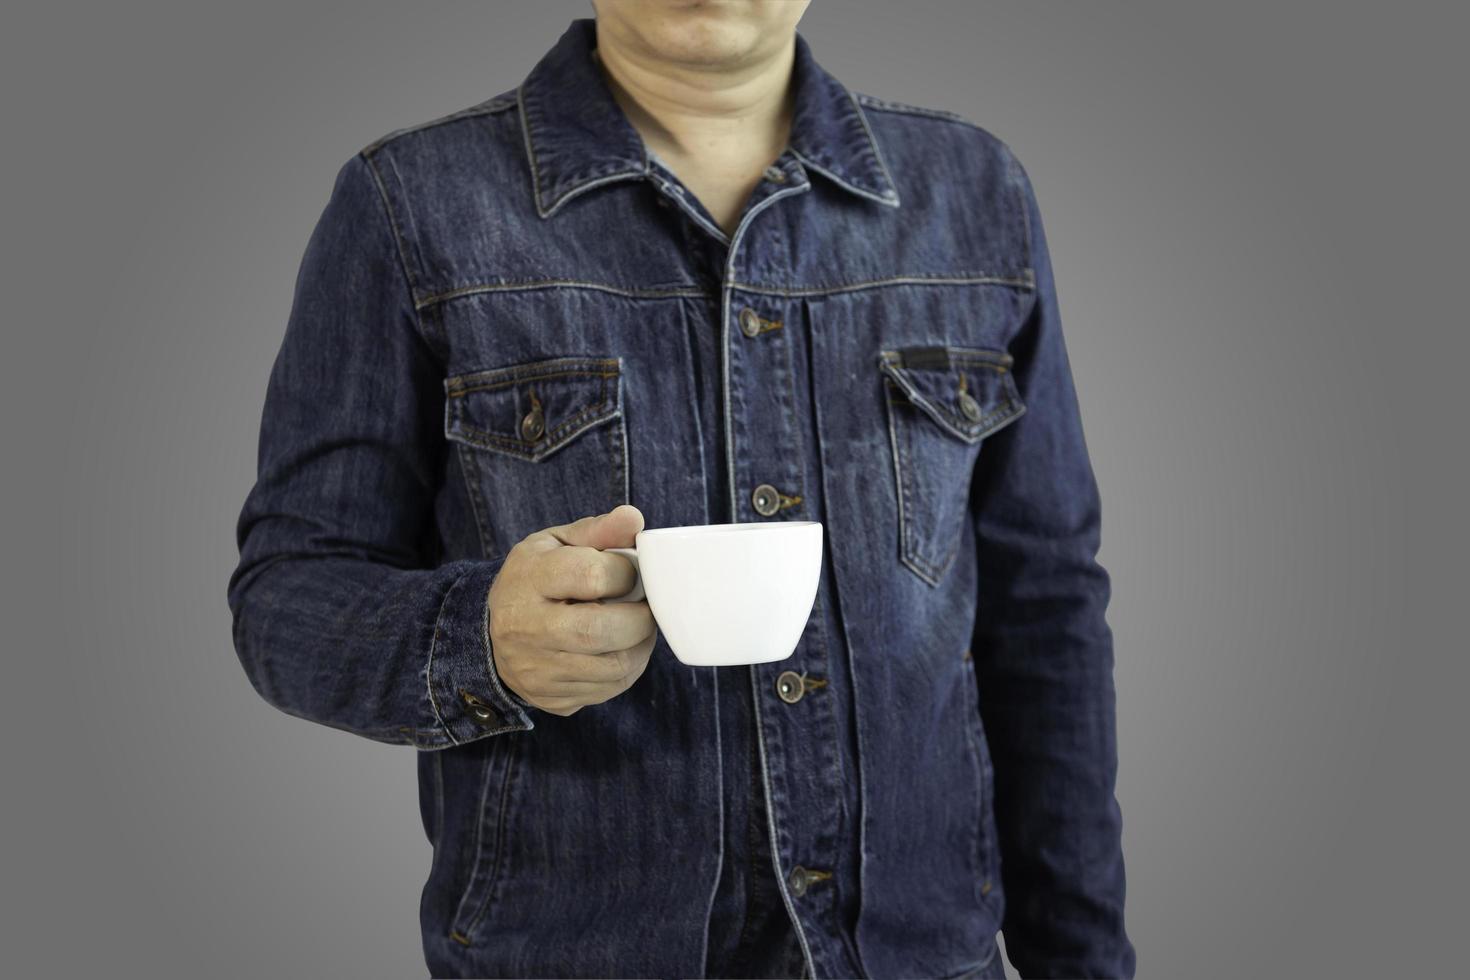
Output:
top-left (652, 26), bottom-right (762, 67)
top-left (638, 1), bottom-right (775, 66)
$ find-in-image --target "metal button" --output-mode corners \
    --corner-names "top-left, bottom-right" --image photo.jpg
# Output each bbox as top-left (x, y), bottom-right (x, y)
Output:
top-left (787, 864), bottom-right (831, 898)
top-left (461, 691), bottom-right (502, 729)
top-left (751, 483), bottom-right (781, 517)
top-left (739, 307), bottom-right (762, 338)
top-left (775, 670), bottom-right (806, 704)
top-left (520, 404), bottom-right (545, 442)
top-left (957, 389), bottom-right (983, 423)
top-left (763, 164), bottom-right (787, 184)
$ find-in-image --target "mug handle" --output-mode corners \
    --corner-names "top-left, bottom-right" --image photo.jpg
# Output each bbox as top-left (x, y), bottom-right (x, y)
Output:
top-left (601, 546), bottom-right (644, 603)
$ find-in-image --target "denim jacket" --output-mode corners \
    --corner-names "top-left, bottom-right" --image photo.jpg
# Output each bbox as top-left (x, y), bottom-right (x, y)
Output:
top-left (227, 17), bottom-right (1134, 979)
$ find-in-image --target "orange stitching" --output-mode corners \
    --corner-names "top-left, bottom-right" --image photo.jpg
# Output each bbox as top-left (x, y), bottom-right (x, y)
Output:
top-left (451, 400), bottom-right (615, 456)
top-left (448, 369), bottom-right (619, 398)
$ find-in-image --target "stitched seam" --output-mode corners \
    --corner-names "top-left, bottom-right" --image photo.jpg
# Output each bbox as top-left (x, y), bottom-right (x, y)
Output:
top-left (676, 300), bottom-right (711, 524)
top-left (958, 657), bottom-right (987, 885)
top-left (517, 81), bottom-right (547, 216)
top-left (720, 182), bottom-right (811, 534)
top-left (964, 654), bottom-right (1002, 911)
top-left (854, 92), bottom-right (971, 125)
top-left (1009, 145), bottom-right (1034, 267)
top-left (461, 735), bottom-right (520, 940)
top-left (897, 399), bottom-right (950, 583)
top-left (451, 403), bottom-right (618, 458)
top-left (420, 281), bottom-right (709, 308)
top-left (919, 394), bottom-right (1023, 437)
top-left (541, 170), bottom-right (650, 220)
top-left (360, 95), bottom-right (516, 156)
top-left (447, 369), bottom-right (620, 397)
top-left (606, 368), bottom-right (621, 507)
top-left (616, 369), bottom-right (630, 504)
top-left (884, 393), bottom-right (953, 585)
top-left (884, 382), bottom-right (921, 582)
top-left (609, 388), bottom-right (618, 507)
top-left (450, 742), bottom-right (502, 935)
top-left (453, 442), bottom-right (496, 560)
top-left (731, 273), bottom-right (1034, 296)
top-left (800, 582), bottom-right (855, 971)
top-left (748, 663), bottom-right (818, 979)
top-left (719, 183), bottom-right (830, 976)
top-left (700, 665), bottom-right (726, 976)
top-left (420, 299), bottom-right (450, 365)
top-left (446, 357), bottom-right (621, 390)
top-left (416, 273), bottom-right (1032, 309)
top-left (729, 776), bottom-right (762, 961)
top-left (880, 362), bottom-right (1024, 441)
top-left (889, 387), bottom-right (1015, 583)
top-left (847, 89), bottom-right (900, 199)
top-left (735, 271), bottom-right (1034, 295)
top-left (779, 315), bottom-right (806, 516)
top-left (359, 150), bottom-right (431, 347)
top-left (880, 348), bottom-right (1015, 371)
top-left (1004, 143), bottom-right (1040, 301)
top-left (805, 299), bottom-right (874, 978)
top-left (788, 145), bottom-right (894, 207)
top-left (425, 579), bottom-right (459, 745)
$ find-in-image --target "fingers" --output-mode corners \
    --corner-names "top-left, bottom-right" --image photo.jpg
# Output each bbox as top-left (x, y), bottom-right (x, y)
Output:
top-left (530, 545), bottom-right (639, 601)
top-left (492, 507), bottom-right (656, 718)
top-left (546, 598), bottom-right (656, 654)
top-left (513, 632), bottom-right (658, 718)
top-left (528, 505), bottom-right (644, 553)
top-left (538, 631), bottom-right (658, 685)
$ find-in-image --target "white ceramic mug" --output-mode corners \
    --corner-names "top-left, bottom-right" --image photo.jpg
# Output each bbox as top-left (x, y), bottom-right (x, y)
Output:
top-left (601, 521), bottom-right (823, 667)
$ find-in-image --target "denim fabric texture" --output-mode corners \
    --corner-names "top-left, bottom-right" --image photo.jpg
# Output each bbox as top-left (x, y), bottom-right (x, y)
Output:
top-left (683, 177), bottom-right (807, 977)
top-left (227, 16), bottom-right (1134, 979)
top-left (703, 691), bottom-right (807, 979)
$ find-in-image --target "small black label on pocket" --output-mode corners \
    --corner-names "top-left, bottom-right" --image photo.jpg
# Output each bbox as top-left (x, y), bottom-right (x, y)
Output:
top-left (896, 346), bottom-right (953, 370)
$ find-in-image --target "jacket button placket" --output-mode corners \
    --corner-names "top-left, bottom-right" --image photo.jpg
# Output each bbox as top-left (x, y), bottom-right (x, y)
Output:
top-left (718, 171), bottom-right (855, 979)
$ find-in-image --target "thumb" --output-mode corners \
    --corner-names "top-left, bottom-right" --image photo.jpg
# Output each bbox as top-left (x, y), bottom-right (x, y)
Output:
top-left (544, 504), bottom-right (644, 551)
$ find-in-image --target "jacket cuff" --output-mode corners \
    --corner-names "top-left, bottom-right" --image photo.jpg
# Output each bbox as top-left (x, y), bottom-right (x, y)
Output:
top-left (427, 555), bottom-right (535, 744)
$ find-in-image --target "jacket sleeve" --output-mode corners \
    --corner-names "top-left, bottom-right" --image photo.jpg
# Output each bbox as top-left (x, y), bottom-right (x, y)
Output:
top-left (968, 145), bottom-right (1136, 977)
top-left (226, 151), bottom-right (535, 750)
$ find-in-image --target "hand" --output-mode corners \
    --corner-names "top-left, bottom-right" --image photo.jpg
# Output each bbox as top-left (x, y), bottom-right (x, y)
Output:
top-left (487, 504), bottom-right (657, 716)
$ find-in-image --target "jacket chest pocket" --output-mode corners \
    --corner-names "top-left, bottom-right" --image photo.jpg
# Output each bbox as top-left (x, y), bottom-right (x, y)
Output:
top-left (444, 355), bottom-right (628, 557)
top-left (879, 345), bottom-right (1026, 586)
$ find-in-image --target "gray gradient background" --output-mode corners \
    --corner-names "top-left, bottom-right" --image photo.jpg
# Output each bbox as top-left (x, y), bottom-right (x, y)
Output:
top-left (2, 2), bottom-right (1464, 977)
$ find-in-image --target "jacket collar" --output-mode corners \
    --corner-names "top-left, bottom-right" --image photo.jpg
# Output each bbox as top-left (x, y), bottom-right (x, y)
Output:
top-left (517, 17), bottom-right (900, 218)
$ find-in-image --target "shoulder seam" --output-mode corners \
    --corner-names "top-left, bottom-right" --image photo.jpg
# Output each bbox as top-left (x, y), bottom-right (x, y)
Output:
top-left (994, 142), bottom-right (1033, 264)
top-left (854, 92), bottom-right (979, 129)
top-left (361, 93), bottom-right (518, 156)
top-left (355, 151), bottom-right (433, 348)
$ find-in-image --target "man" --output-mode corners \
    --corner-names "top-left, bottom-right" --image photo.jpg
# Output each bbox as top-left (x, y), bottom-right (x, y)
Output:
top-left (227, 3), bottom-right (1135, 977)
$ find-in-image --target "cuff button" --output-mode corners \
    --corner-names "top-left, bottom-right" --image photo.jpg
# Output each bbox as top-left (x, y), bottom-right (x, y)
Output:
top-left (461, 690), bottom-right (502, 728)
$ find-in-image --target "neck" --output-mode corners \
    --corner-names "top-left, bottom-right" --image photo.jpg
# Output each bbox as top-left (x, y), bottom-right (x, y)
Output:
top-left (591, 35), bottom-right (796, 163)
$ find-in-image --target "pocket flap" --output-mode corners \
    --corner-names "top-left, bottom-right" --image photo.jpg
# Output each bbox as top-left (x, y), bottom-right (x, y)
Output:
top-left (878, 345), bottom-right (1025, 443)
top-left (444, 356), bottom-right (622, 462)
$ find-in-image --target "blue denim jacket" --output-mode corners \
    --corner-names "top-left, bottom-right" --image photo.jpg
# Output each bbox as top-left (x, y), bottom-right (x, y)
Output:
top-left (227, 17), bottom-right (1134, 979)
